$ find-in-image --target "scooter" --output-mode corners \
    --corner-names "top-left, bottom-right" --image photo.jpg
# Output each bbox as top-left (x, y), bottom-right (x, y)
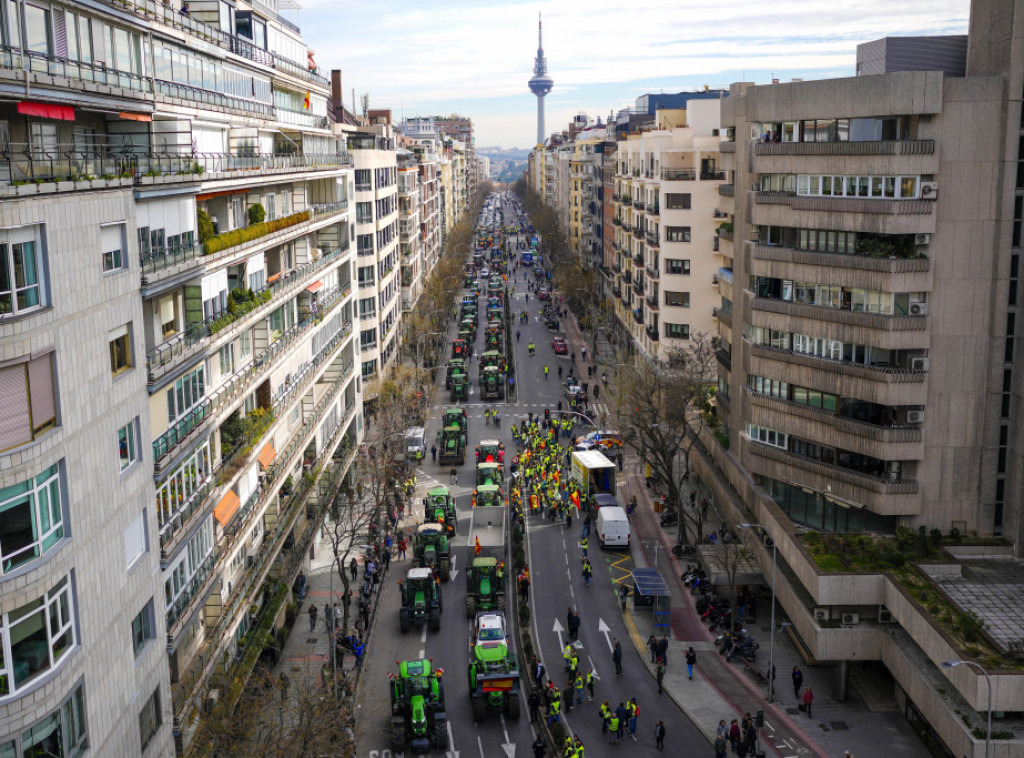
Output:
top-left (726, 640), bottom-right (759, 663)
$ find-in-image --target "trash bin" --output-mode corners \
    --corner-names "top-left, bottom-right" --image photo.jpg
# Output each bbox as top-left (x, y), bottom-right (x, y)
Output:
top-left (654, 500), bottom-right (663, 513)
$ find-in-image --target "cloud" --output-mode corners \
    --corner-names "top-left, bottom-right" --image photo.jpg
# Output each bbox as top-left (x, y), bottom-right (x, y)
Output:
top-left (297, 0), bottom-right (969, 146)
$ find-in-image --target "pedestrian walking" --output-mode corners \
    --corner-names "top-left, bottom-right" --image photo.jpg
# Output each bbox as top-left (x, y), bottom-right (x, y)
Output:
top-left (655, 658), bottom-right (665, 693)
top-left (567, 607), bottom-right (581, 641)
top-left (278, 671), bottom-right (290, 701)
top-left (586, 668), bottom-right (596, 701)
top-left (802, 686), bottom-right (814, 718)
top-left (714, 733), bottom-right (728, 758)
top-left (528, 690), bottom-right (541, 722)
top-left (323, 602), bottom-right (332, 634)
top-left (686, 646), bottom-right (697, 679)
top-left (581, 510), bottom-right (592, 538)
top-left (600, 700), bottom-right (612, 733)
top-left (397, 536), bottom-right (407, 560)
top-left (729, 719), bottom-right (741, 752)
top-left (563, 678), bottom-right (574, 714)
top-left (792, 665), bottom-right (804, 700)
top-left (430, 444), bottom-right (437, 462)
top-left (532, 735), bottom-right (546, 758)
top-left (613, 638), bottom-right (623, 676)
top-left (308, 603), bottom-right (318, 632)
top-left (533, 658), bottom-right (546, 689)
top-left (581, 558), bottom-right (592, 587)
top-left (655, 720), bottom-right (666, 750)
top-left (656, 635), bottom-right (668, 665)
top-left (615, 702), bottom-right (628, 740)
top-left (608, 711), bottom-right (620, 744)
top-left (627, 696), bottom-right (639, 740)
top-left (349, 557), bottom-right (358, 580)
top-left (647, 634), bottom-right (657, 663)
top-left (450, 466), bottom-right (458, 485)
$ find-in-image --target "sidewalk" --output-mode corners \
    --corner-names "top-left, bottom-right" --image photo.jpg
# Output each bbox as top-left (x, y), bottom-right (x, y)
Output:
top-left (558, 309), bottom-right (928, 758)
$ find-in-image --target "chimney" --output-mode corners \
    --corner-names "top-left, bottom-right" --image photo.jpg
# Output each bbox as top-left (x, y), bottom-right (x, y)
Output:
top-left (331, 70), bottom-right (343, 108)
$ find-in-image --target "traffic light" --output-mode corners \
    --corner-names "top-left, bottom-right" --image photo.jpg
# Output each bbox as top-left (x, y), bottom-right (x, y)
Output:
top-left (754, 709), bottom-right (764, 728)
top-left (544, 408), bottom-right (550, 420)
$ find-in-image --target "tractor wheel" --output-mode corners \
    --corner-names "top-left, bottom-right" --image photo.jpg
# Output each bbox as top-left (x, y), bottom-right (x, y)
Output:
top-left (466, 595), bottom-right (476, 618)
top-left (506, 693), bottom-right (521, 720)
top-left (432, 721), bottom-right (449, 749)
top-left (471, 696), bottom-right (488, 722)
top-left (391, 718), bottom-right (405, 752)
top-left (440, 558), bottom-right (451, 582)
top-left (496, 594), bottom-right (506, 612)
top-left (400, 610), bottom-right (410, 633)
top-left (429, 609), bottom-right (441, 631)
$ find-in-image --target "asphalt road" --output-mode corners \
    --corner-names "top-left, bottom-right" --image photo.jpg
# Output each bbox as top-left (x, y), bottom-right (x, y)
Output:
top-left (355, 194), bottom-right (705, 757)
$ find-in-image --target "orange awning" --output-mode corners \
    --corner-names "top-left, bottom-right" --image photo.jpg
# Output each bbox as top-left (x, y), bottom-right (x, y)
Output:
top-left (267, 271), bottom-right (284, 284)
top-left (305, 280), bottom-right (324, 294)
top-left (119, 111), bottom-right (152, 122)
top-left (213, 490), bottom-right (240, 527)
top-left (257, 442), bottom-right (276, 469)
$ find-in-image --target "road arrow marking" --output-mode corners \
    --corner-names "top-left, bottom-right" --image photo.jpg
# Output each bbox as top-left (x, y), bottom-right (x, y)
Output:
top-left (499, 714), bottom-right (515, 758)
top-left (450, 554), bottom-right (459, 581)
top-left (553, 618), bottom-right (565, 650)
top-left (598, 618), bottom-right (614, 653)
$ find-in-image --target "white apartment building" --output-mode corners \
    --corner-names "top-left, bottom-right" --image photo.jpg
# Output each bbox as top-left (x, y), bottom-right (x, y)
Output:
top-left (0, 0), bottom-right (362, 755)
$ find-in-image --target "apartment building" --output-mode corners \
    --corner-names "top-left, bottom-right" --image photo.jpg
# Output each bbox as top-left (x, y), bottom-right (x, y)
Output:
top-left (433, 116), bottom-right (476, 209)
top-left (704, 3), bottom-right (1024, 754)
top-left (610, 100), bottom-right (725, 359)
top-left (0, 0), bottom-right (362, 755)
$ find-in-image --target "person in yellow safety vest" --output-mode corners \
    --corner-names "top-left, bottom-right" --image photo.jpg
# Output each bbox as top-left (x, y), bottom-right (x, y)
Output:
top-left (574, 672), bottom-right (584, 705)
top-left (599, 701), bottom-right (612, 733)
top-left (563, 737), bottom-right (574, 757)
top-left (547, 688), bottom-right (561, 725)
top-left (608, 713), bottom-right (620, 743)
top-left (563, 643), bottom-right (573, 671)
top-left (569, 652), bottom-right (579, 674)
top-left (574, 736), bottom-right (585, 758)
top-left (579, 537), bottom-right (589, 559)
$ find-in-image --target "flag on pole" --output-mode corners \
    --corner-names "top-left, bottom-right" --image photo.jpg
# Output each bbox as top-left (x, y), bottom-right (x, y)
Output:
top-left (303, 90), bottom-right (311, 110)
top-left (475, 535), bottom-right (482, 556)
top-left (570, 490), bottom-right (581, 511)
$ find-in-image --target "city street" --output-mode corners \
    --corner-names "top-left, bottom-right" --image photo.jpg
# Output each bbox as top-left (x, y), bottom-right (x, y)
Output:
top-left (355, 196), bottom-right (704, 757)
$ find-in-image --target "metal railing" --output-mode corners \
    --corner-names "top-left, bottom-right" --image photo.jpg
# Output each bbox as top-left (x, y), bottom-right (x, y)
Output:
top-left (165, 548), bottom-right (222, 629)
top-left (662, 168), bottom-right (696, 181)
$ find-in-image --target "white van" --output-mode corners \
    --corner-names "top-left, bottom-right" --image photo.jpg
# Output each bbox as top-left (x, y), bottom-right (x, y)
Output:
top-left (404, 427), bottom-right (426, 460)
top-left (596, 506), bottom-right (631, 549)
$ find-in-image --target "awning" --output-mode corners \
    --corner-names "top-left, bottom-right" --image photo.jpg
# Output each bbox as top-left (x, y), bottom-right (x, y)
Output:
top-left (257, 442), bottom-right (276, 469)
top-left (305, 280), bottom-right (324, 294)
top-left (213, 490), bottom-right (241, 527)
top-left (267, 270), bottom-right (286, 284)
top-left (18, 102), bottom-right (74, 121)
top-left (119, 111), bottom-right (152, 122)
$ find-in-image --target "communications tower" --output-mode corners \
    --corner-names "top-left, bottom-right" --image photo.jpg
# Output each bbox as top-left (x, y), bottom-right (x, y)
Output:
top-left (527, 13), bottom-right (554, 146)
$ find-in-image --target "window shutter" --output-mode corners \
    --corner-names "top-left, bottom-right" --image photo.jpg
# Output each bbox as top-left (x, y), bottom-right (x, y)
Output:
top-left (0, 363), bottom-right (31, 450)
top-left (27, 354), bottom-right (55, 429)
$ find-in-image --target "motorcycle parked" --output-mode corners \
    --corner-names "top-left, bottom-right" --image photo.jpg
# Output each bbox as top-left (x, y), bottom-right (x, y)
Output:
top-left (726, 639), bottom-right (760, 663)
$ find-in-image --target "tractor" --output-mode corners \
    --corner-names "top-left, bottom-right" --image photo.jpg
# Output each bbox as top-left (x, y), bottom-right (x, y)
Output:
top-left (389, 658), bottom-right (449, 754)
top-left (445, 358), bottom-right (466, 389)
top-left (423, 486), bottom-right (457, 535)
top-left (458, 328), bottom-right (474, 348)
top-left (475, 439), bottom-right (505, 466)
top-left (461, 318), bottom-right (476, 339)
top-left (484, 331), bottom-right (503, 353)
top-left (479, 350), bottom-right (502, 372)
top-left (441, 407), bottom-right (468, 444)
top-left (465, 555), bottom-right (507, 617)
top-left (476, 462), bottom-right (503, 488)
top-left (467, 612), bottom-right (520, 722)
top-left (450, 372), bottom-right (469, 402)
top-left (412, 525), bottom-right (452, 581)
top-left (480, 366), bottom-right (504, 400)
top-left (399, 566), bottom-right (443, 632)
top-left (451, 338), bottom-right (469, 360)
top-left (437, 425), bottom-right (466, 466)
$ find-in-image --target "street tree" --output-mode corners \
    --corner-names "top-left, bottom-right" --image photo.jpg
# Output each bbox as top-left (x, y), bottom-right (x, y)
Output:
top-left (610, 332), bottom-right (718, 544)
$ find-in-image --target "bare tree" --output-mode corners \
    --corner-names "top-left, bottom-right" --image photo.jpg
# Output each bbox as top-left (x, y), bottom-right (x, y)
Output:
top-left (611, 332), bottom-right (718, 544)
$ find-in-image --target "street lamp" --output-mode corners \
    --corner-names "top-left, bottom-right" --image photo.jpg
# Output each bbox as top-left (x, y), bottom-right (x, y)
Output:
top-left (942, 660), bottom-right (991, 758)
top-left (739, 523), bottom-right (777, 703)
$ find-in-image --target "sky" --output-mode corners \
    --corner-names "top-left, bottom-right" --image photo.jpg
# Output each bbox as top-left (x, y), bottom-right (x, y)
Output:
top-left (293, 0), bottom-right (971, 149)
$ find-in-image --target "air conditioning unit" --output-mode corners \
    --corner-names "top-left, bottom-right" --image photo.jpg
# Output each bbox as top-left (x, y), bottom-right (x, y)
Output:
top-left (914, 233), bottom-right (931, 246)
top-left (910, 356), bottom-right (930, 372)
top-left (906, 410), bottom-right (925, 424)
top-left (909, 302), bottom-right (927, 316)
top-left (841, 612), bottom-right (860, 626)
top-left (878, 606), bottom-right (895, 624)
top-left (920, 182), bottom-right (938, 198)
top-left (813, 608), bottom-right (830, 622)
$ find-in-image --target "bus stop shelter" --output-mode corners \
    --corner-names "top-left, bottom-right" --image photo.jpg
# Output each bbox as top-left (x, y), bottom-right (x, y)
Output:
top-left (631, 568), bottom-right (671, 635)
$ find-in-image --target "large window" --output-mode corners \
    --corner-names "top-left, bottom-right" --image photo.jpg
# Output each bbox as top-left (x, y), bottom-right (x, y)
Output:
top-left (156, 442), bottom-right (211, 537)
top-left (796, 174), bottom-right (919, 199)
top-left (166, 366), bottom-right (206, 425)
top-left (666, 259), bottom-right (690, 275)
top-left (139, 687), bottom-right (161, 751)
top-left (0, 464), bottom-right (62, 575)
top-left (164, 519), bottom-right (214, 621)
top-left (0, 352), bottom-right (57, 452)
top-left (131, 601), bottom-right (155, 658)
top-left (665, 193), bottom-right (690, 210)
top-left (0, 228), bottom-right (44, 317)
top-left (665, 226), bottom-right (690, 243)
top-left (0, 575), bottom-right (76, 697)
top-left (109, 324), bottom-right (133, 375)
top-left (1, 683), bottom-right (88, 756)
top-left (664, 291), bottom-right (689, 307)
top-left (664, 323), bottom-right (689, 340)
top-left (117, 419), bottom-right (140, 472)
top-left (747, 423), bottom-right (788, 449)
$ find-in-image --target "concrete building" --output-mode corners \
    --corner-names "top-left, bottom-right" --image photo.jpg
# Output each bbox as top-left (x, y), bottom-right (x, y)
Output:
top-left (0, 1), bottom-right (362, 755)
top-left (706, 2), bottom-right (1024, 754)
top-left (434, 116), bottom-right (476, 213)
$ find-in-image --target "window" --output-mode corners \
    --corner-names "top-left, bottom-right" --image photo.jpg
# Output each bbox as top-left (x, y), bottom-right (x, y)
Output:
top-left (124, 510), bottom-right (147, 569)
top-left (109, 324), bottom-right (133, 375)
top-left (361, 359), bottom-right (377, 377)
top-left (0, 352), bottom-right (57, 452)
top-left (139, 687), bottom-right (162, 751)
top-left (665, 193), bottom-right (690, 210)
top-left (664, 291), bottom-right (689, 307)
top-left (166, 366), bottom-right (206, 424)
top-left (100, 224), bottom-right (125, 272)
top-left (0, 463), bottom-right (62, 575)
top-left (664, 323), bottom-right (689, 340)
top-left (6, 683), bottom-right (88, 755)
top-left (263, 194), bottom-right (277, 221)
top-left (131, 601), bottom-right (155, 657)
top-left (164, 519), bottom-right (214, 618)
top-left (797, 174), bottom-right (920, 199)
top-left (156, 442), bottom-right (210, 536)
top-left (23, 3), bottom-right (51, 55)
top-left (360, 328), bottom-right (377, 348)
top-left (219, 343), bottom-right (233, 375)
top-left (238, 330), bottom-right (251, 361)
top-left (666, 259), bottom-right (690, 275)
top-left (0, 227), bottom-right (44, 317)
top-left (0, 576), bottom-right (76, 696)
top-left (117, 419), bottom-right (140, 472)
top-left (665, 226), bottom-right (690, 243)
top-left (747, 424), bottom-right (788, 449)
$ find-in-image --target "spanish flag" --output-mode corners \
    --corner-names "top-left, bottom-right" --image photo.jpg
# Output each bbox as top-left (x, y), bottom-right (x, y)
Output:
top-left (303, 90), bottom-right (311, 110)
top-left (570, 490), bottom-right (581, 511)
top-left (474, 535), bottom-right (482, 556)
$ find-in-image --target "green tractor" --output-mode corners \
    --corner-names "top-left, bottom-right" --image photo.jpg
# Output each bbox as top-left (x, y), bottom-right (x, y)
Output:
top-left (389, 658), bottom-right (449, 754)
top-left (461, 318), bottom-right (477, 339)
top-left (465, 555), bottom-right (507, 617)
top-left (468, 612), bottom-right (521, 722)
top-left (480, 366), bottom-right (504, 401)
top-left (442, 407), bottom-right (468, 443)
top-left (484, 331), bottom-right (503, 353)
top-left (458, 328), bottom-right (474, 348)
top-left (450, 372), bottom-right (469, 402)
top-left (476, 461), bottom-right (502, 487)
top-left (423, 486), bottom-right (457, 535)
top-left (451, 338), bottom-right (469, 360)
top-left (412, 524), bottom-right (452, 581)
top-left (399, 566), bottom-right (443, 632)
top-left (479, 350), bottom-right (502, 372)
top-left (445, 358), bottom-right (466, 389)
top-left (437, 424), bottom-right (466, 466)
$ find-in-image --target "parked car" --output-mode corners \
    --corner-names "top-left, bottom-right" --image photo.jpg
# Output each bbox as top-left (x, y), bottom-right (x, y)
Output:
top-left (552, 337), bottom-right (568, 355)
top-left (575, 430), bottom-right (624, 451)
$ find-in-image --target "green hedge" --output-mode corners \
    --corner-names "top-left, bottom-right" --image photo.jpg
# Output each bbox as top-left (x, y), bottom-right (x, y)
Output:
top-left (203, 211), bottom-right (311, 255)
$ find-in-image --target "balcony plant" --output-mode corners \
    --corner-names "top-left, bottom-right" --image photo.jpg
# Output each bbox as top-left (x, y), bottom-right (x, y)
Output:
top-left (203, 211), bottom-right (311, 256)
top-left (197, 209), bottom-right (215, 244)
top-left (716, 222), bottom-right (733, 236)
top-left (248, 202), bottom-right (267, 226)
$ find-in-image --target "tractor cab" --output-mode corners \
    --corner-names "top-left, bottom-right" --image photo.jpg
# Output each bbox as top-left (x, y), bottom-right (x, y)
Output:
top-left (476, 439), bottom-right (505, 465)
top-left (476, 461), bottom-right (502, 487)
top-left (451, 339), bottom-right (469, 359)
top-left (472, 484), bottom-right (503, 509)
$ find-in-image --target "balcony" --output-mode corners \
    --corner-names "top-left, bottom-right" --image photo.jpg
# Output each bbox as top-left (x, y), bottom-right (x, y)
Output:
top-left (633, 199), bottom-right (645, 210)
top-left (753, 140), bottom-right (935, 157)
top-left (751, 297), bottom-right (928, 332)
top-left (646, 264), bottom-right (659, 280)
top-left (645, 325), bottom-right (659, 342)
top-left (662, 168), bottom-right (696, 181)
top-left (632, 309), bottom-right (644, 325)
top-left (648, 205), bottom-right (660, 218)
top-left (646, 231), bottom-right (659, 247)
top-left (633, 253), bottom-right (644, 266)
top-left (715, 348), bottom-right (731, 371)
top-left (701, 170), bottom-right (727, 181)
top-left (145, 241), bottom-right (351, 382)
top-left (719, 141), bottom-right (736, 153)
top-left (645, 295), bottom-right (659, 310)
top-left (166, 548), bottom-right (222, 630)
top-left (717, 268), bottom-right (734, 285)
top-left (632, 279), bottom-right (644, 297)
top-left (632, 226), bottom-right (644, 240)
top-left (719, 184), bottom-right (735, 197)
top-left (717, 308), bottom-right (733, 328)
